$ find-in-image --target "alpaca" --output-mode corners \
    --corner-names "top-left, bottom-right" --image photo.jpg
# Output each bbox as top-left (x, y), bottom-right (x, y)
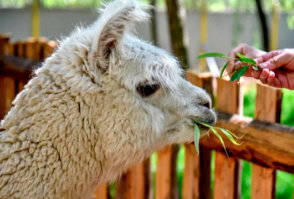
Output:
top-left (0, 1), bottom-right (216, 198)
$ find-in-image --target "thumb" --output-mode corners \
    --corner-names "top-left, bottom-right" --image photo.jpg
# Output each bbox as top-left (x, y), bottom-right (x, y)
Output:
top-left (258, 51), bottom-right (292, 70)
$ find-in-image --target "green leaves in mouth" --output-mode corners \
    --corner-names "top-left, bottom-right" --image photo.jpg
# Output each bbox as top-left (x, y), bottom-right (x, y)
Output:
top-left (193, 121), bottom-right (243, 156)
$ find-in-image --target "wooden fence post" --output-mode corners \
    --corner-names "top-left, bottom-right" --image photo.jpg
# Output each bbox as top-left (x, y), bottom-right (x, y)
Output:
top-left (0, 35), bottom-right (16, 120)
top-left (0, 34), bottom-right (10, 55)
top-left (156, 145), bottom-right (179, 199)
top-left (213, 78), bottom-right (242, 199)
top-left (251, 84), bottom-right (282, 199)
top-left (115, 159), bottom-right (151, 199)
top-left (183, 71), bottom-right (213, 199)
top-left (44, 40), bottom-right (57, 58)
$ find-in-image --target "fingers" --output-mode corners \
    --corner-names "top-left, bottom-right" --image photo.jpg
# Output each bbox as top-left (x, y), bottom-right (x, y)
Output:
top-left (227, 44), bottom-right (248, 76)
top-left (258, 50), bottom-right (293, 70)
top-left (275, 70), bottom-right (289, 89)
top-left (267, 71), bottom-right (281, 88)
top-left (254, 50), bottom-right (281, 64)
top-left (259, 69), bottom-right (270, 84)
top-left (251, 69), bottom-right (261, 79)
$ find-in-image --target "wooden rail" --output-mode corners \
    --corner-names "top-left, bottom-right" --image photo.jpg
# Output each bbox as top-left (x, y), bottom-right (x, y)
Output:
top-left (1, 34), bottom-right (294, 199)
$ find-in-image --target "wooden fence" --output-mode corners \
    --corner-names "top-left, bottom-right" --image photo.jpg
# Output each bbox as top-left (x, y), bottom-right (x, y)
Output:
top-left (1, 34), bottom-right (294, 199)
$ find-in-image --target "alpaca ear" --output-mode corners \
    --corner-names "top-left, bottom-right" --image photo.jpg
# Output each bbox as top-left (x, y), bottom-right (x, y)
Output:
top-left (91, 0), bottom-right (149, 70)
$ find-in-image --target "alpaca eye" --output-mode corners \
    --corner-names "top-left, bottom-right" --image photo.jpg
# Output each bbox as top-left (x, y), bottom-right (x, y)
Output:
top-left (136, 84), bottom-right (160, 97)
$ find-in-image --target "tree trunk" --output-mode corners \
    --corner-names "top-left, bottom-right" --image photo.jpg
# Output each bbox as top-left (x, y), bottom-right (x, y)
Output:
top-left (150, 0), bottom-right (157, 45)
top-left (254, 0), bottom-right (269, 51)
top-left (165, 0), bottom-right (189, 70)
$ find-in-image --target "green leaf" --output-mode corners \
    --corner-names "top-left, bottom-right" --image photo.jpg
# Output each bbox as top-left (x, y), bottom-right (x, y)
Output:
top-left (215, 127), bottom-right (244, 139)
top-left (210, 127), bottom-right (229, 157)
top-left (236, 53), bottom-right (257, 65)
top-left (230, 66), bottom-right (250, 81)
top-left (217, 128), bottom-right (241, 145)
top-left (197, 52), bottom-right (227, 59)
top-left (194, 123), bottom-right (200, 154)
top-left (236, 52), bottom-right (247, 59)
top-left (220, 61), bottom-right (229, 78)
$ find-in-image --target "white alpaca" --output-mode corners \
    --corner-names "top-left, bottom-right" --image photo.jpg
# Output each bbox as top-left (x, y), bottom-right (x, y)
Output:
top-left (0, 1), bottom-right (216, 198)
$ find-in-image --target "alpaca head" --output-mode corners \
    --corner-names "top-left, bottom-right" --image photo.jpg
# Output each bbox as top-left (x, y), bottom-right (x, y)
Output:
top-left (81, 0), bottom-right (216, 149)
top-left (50, 0), bottom-right (216, 157)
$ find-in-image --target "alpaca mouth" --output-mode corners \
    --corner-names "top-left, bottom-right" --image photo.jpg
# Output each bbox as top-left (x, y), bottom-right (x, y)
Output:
top-left (187, 117), bottom-right (210, 131)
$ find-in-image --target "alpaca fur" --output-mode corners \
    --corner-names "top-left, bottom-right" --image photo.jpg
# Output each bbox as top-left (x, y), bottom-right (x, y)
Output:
top-left (0, 1), bottom-right (216, 198)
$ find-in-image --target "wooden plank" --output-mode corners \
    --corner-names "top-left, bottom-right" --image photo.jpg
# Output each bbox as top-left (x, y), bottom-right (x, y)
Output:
top-left (0, 77), bottom-right (16, 119)
top-left (213, 78), bottom-right (242, 199)
top-left (36, 37), bottom-right (48, 60)
top-left (251, 84), bottom-right (281, 199)
top-left (44, 41), bottom-right (57, 58)
top-left (251, 166), bottom-right (276, 199)
top-left (25, 38), bottom-right (37, 60)
top-left (201, 111), bottom-right (294, 174)
top-left (16, 41), bottom-right (25, 57)
top-left (7, 43), bottom-right (17, 56)
top-left (94, 184), bottom-right (108, 199)
top-left (182, 144), bottom-right (200, 199)
top-left (0, 34), bottom-right (10, 55)
top-left (183, 71), bottom-right (212, 199)
top-left (116, 159), bottom-right (151, 199)
top-left (156, 146), bottom-right (178, 199)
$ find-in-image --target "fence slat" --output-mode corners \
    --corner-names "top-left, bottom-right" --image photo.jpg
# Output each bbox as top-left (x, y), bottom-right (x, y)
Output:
top-left (0, 35), bottom-right (15, 120)
top-left (183, 71), bottom-right (212, 199)
top-left (44, 41), bottom-right (57, 58)
top-left (95, 184), bottom-right (109, 199)
top-left (0, 77), bottom-right (16, 120)
top-left (0, 34), bottom-right (10, 55)
top-left (214, 78), bottom-right (242, 199)
top-left (115, 160), bottom-right (151, 199)
top-left (251, 84), bottom-right (282, 199)
top-left (156, 145), bottom-right (179, 199)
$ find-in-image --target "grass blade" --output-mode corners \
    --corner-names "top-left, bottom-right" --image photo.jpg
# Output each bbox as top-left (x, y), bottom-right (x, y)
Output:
top-left (217, 128), bottom-right (242, 145)
top-left (197, 52), bottom-right (227, 59)
top-left (215, 127), bottom-right (244, 139)
top-left (220, 61), bottom-right (229, 78)
top-left (230, 65), bottom-right (250, 81)
top-left (194, 123), bottom-right (200, 154)
top-left (210, 127), bottom-right (229, 157)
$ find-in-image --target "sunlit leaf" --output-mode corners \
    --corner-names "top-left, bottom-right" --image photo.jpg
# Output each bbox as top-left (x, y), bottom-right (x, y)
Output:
top-left (220, 61), bottom-right (229, 78)
top-left (215, 127), bottom-right (244, 139)
top-left (236, 53), bottom-right (257, 65)
top-left (210, 127), bottom-right (229, 157)
top-left (194, 121), bottom-right (243, 157)
top-left (217, 128), bottom-right (242, 145)
top-left (197, 52), bottom-right (227, 59)
top-left (230, 66), bottom-right (250, 81)
top-left (194, 123), bottom-right (200, 154)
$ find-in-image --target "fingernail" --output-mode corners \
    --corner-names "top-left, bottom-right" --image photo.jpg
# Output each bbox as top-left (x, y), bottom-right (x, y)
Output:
top-left (259, 63), bottom-right (267, 68)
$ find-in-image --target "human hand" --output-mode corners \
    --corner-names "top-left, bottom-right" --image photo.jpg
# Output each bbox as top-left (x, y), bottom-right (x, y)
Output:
top-left (253, 49), bottom-right (294, 89)
top-left (227, 43), bottom-right (266, 78)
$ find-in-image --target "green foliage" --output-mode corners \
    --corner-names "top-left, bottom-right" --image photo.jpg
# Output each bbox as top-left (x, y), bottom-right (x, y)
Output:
top-left (220, 61), bottom-right (229, 78)
top-left (230, 65), bottom-right (250, 81)
top-left (193, 123), bottom-right (200, 154)
top-left (194, 121), bottom-right (241, 157)
top-left (197, 52), bottom-right (227, 59)
top-left (197, 52), bottom-right (258, 81)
